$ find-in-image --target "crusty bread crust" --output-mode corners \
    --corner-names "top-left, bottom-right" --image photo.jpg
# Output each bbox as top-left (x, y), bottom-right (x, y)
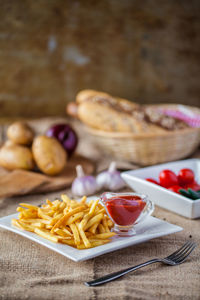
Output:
top-left (75, 89), bottom-right (188, 133)
top-left (76, 90), bottom-right (110, 103)
top-left (78, 101), bottom-right (166, 133)
top-left (66, 102), bottom-right (78, 118)
top-left (76, 89), bottom-right (139, 109)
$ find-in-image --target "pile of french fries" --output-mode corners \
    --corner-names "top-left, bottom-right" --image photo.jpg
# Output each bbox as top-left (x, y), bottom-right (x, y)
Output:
top-left (12, 195), bottom-right (115, 249)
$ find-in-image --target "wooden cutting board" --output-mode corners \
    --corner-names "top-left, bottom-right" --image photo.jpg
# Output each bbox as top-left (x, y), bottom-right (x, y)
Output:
top-left (0, 155), bottom-right (95, 198)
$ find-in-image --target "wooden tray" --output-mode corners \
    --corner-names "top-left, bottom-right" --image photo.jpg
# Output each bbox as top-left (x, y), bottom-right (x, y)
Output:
top-left (0, 154), bottom-right (95, 198)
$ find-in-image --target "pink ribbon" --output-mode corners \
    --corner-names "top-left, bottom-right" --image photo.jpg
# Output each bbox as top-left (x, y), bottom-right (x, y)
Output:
top-left (159, 106), bottom-right (200, 128)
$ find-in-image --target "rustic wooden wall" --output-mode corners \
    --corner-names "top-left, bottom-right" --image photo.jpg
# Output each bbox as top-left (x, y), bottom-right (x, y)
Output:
top-left (0, 0), bottom-right (199, 117)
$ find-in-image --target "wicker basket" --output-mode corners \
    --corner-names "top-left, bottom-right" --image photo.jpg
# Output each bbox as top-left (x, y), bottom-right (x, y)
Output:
top-left (84, 104), bottom-right (200, 166)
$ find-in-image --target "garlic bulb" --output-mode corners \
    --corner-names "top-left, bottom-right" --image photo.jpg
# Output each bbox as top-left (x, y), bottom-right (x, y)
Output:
top-left (96, 162), bottom-right (125, 191)
top-left (72, 165), bottom-right (97, 196)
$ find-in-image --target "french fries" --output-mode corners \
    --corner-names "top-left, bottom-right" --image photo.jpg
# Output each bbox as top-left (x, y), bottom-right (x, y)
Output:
top-left (12, 195), bottom-right (115, 249)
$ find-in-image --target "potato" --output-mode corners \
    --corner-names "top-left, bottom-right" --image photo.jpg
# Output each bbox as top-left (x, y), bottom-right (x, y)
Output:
top-left (0, 144), bottom-right (35, 171)
top-left (32, 136), bottom-right (67, 176)
top-left (4, 140), bottom-right (15, 147)
top-left (7, 122), bottom-right (34, 145)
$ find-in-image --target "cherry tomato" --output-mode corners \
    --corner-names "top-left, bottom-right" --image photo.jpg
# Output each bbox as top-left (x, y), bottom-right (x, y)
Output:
top-left (146, 178), bottom-right (160, 185)
top-left (183, 182), bottom-right (200, 191)
top-left (177, 168), bottom-right (195, 186)
top-left (168, 185), bottom-right (182, 194)
top-left (159, 169), bottom-right (178, 188)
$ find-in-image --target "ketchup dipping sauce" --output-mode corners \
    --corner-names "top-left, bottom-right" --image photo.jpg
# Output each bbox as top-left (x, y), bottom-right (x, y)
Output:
top-left (105, 194), bottom-right (146, 226)
top-left (101, 192), bottom-right (154, 236)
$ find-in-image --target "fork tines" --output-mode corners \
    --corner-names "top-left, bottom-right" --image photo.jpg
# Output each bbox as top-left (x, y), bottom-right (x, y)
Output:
top-left (166, 241), bottom-right (197, 264)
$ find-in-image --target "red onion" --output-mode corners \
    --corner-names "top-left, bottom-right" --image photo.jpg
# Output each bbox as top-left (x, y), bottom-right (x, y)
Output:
top-left (46, 124), bottom-right (78, 157)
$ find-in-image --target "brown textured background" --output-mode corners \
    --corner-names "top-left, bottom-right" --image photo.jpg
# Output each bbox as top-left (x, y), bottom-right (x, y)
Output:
top-left (0, 0), bottom-right (200, 118)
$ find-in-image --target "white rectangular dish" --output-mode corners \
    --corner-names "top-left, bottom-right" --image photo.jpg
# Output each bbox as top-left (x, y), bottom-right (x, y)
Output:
top-left (0, 213), bottom-right (182, 262)
top-left (121, 158), bottom-right (200, 219)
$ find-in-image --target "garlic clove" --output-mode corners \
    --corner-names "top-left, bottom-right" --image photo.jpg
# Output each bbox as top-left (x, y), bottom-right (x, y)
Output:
top-left (96, 171), bottom-right (107, 190)
top-left (107, 172), bottom-right (125, 191)
top-left (72, 164), bottom-right (98, 196)
top-left (96, 161), bottom-right (125, 191)
top-left (84, 176), bottom-right (97, 195)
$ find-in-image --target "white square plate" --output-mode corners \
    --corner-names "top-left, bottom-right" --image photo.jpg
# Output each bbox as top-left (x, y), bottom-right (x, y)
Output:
top-left (121, 158), bottom-right (200, 219)
top-left (0, 213), bottom-right (182, 262)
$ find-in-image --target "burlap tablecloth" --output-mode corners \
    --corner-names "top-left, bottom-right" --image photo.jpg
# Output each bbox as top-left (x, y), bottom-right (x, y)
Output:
top-left (0, 118), bottom-right (200, 300)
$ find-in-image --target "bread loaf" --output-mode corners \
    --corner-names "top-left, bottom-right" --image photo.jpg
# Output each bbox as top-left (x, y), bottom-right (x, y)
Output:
top-left (72, 90), bottom-right (188, 133)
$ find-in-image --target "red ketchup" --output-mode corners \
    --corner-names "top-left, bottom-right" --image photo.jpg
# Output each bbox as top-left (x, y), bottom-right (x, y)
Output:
top-left (105, 195), bottom-right (146, 226)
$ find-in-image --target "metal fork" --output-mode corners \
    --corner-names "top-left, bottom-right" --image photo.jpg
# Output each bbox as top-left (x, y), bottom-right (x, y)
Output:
top-left (85, 241), bottom-right (196, 287)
